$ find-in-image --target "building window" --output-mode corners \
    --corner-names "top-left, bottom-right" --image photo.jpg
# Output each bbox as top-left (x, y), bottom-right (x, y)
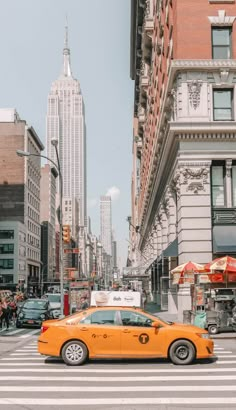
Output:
top-left (211, 166), bottom-right (225, 206)
top-left (0, 244), bottom-right (14, 254)
top-left (212, 27), bottom-right (232, 59)
top-left (232, 166), bottom-right (236, 207)
top-left (213, 89), bottom-right (233, 121)
top-left (0, 230), bottom-right (14, 239)
top-left (0, 259), bottom-right (14, 269)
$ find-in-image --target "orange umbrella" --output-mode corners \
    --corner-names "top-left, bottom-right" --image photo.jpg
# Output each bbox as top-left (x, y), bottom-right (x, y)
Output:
top-left (171, 261), bottom-right (205, 285)
top-left (205, 255), bottom-right (236, 283)
top-left (205, 255), bottom-right (236, 273)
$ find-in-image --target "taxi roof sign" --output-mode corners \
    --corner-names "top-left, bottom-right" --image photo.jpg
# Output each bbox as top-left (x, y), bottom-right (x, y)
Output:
top-left (90, 291), bottom-right (141, 308)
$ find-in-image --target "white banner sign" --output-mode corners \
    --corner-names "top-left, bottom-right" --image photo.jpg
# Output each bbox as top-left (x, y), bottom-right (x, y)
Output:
top-left (90, 291), bottom-right (141, 307)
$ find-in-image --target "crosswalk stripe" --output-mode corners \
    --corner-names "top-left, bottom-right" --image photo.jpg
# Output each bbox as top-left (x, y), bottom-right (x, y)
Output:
top-left (1, 367), bottom-right (236, 373)
top-left (20, 330), bottom-right (40, 338)
top-left (0, 398), bottom-right (236, 405)
top-left (0, 385), bottom-right (235, 392)
top-left (217, 360), bottom-right (236, 364)
top-left (4, 329), bottom-right (25, 336)
top-left (217, 355), bottom-right (236, 358)
top-left (0, 358), bottom-right (45, 361)
top-left (1, 375), bottom-right (236, 381)
top-left (14, 349), bottom-right (39, 352)
top-left (10, 353), bottom-right (40, 356)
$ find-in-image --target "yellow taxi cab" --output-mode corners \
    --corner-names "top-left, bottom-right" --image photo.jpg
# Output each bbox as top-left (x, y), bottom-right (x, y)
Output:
top-left (38, 306), bottom-right (214, 366)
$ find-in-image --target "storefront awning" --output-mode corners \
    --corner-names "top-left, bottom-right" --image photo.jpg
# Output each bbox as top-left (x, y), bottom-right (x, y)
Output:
top-left (213, 225), bottom-right (236, 254)
top-left (163, 238), bottom-right (178, 257)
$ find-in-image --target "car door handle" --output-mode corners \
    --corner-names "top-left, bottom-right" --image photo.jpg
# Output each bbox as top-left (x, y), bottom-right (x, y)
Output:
top-left (123, 329), bottom-right (131, 333)
top-left (81, 327), bottom-right (88, 331)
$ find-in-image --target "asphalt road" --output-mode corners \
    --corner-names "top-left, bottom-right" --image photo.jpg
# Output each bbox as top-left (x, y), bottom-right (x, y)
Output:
top-left (0, 331), bottom-right (236, 409)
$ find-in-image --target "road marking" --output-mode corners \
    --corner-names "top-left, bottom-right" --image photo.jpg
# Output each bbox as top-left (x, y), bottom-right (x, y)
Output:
top-left (217, 360), bottom-right (236, 364)
top-left (0, 385), bottom-right (235, 392)
top-left (1, 367), bottom-right (236, 373)
top-left (215, 350), bottom-right (233, 354)
top-left (14, 349), bottom-right (39, 352)
top-left (9, 353), bottom-right (40, 356)
top-left (0, 398), bottom-right (236, 405)
top-left (1, 375), bottom-right (236, 382)
top-left (217, 355), bottom-right (236, 358)
top-left (4, 329), bottom-right (25, 336)
top-left (0, 362), bottom-right (236, 374)
top-left (20, 330), bottom-right (40, 338)
top-left (0, 358), bottom-right (45, 361)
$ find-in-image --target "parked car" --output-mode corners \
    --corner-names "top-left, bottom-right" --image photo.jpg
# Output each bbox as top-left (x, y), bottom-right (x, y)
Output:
top-left (16, 299), bottom-right (52, 328)
top-left (42, 293), bottom-right (61, 318)
top-left (38, 306), bottom-right (214, 366)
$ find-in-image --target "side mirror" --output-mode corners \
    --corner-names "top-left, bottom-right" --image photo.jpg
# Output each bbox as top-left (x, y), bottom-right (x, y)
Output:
top-left (152, 321), bottom-right (161, 328)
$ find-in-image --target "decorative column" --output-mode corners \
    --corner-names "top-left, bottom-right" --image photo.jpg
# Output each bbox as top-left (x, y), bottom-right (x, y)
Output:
top-left (226, 159), bottom-right (232, 208)
top-left (177, 161), bottom-right (212, 265)
top-left (176, 161), bottom-right (212, 322)
top-left (166, 187), bottom-right (177, 245)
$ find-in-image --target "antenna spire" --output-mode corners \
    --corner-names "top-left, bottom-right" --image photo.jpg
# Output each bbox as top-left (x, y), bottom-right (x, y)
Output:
top-left (62, 16), bottom-right (72, 78)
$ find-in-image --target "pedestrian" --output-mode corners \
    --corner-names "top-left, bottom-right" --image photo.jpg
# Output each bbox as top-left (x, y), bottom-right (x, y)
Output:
top-left (141, 290), bottom-right (147, 309)
top-left (80, 296), bottom-right (89, 310)
top-left (1, 298), bottom-right (10, 330)
top-left (0, 300), bottom-right (3, 329)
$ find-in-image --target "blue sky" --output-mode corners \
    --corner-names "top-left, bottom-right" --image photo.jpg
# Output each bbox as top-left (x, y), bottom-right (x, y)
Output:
top-left (0, 0), bottom-right (134, 268)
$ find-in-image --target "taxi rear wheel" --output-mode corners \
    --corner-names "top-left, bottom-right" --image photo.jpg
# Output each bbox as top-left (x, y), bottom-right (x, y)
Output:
top-left (61, 340), bottom-right (88, 366)
top-left (169, 340), bottom-right (195, 365)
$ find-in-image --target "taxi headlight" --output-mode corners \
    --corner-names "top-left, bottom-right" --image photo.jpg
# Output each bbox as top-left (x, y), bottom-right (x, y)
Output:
top-left (40, 314), bottom-right (46, 320)
top-left (197, 333), bottom-right (209, 339)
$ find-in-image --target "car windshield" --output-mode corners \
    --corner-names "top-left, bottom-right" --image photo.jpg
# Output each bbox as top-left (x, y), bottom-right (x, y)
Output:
top-left (46, 294), bottom-right (61, 303)
top-left (23, 300), bottom-right (48, 310)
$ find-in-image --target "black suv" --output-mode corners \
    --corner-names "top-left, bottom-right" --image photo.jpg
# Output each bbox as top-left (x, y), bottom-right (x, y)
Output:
top-left (16, 299), bottom-right (52, 328)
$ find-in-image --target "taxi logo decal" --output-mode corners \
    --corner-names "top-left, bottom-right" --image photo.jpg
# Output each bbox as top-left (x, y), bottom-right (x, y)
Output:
top-left (138, 333), bottom-right (149, 344)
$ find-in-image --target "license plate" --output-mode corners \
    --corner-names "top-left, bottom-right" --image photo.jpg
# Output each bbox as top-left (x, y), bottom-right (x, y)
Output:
top-left (28, 320), bottom-right (34, 324)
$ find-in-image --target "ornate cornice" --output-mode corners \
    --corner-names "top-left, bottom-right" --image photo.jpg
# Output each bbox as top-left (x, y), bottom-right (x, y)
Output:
top-left (171, 60), bottom-right (236, 69)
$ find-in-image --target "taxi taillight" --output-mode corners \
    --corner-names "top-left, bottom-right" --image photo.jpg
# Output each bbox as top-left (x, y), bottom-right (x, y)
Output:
top-left (41, 325), bottom-right (49, 334)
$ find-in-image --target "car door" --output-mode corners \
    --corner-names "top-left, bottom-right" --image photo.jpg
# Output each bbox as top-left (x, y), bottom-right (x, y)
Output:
top-left (119, 310), bottom-right (163, 357)
top-left (78, 309), bottom-right (121, 356)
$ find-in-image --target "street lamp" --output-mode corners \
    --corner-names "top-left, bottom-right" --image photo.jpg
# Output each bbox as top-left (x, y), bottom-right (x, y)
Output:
top-left (16, 147), bottom-right (64, 317)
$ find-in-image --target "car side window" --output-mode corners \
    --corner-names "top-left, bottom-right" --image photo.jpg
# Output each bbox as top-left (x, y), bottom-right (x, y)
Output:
top-left (120, 311), bottom-right (153, 327)
top-left (80, 310), bottom-right (116, 325)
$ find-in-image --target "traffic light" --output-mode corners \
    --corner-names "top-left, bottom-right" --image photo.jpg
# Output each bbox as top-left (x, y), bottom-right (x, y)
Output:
top-left (62, 225), bottom-right (71, 244)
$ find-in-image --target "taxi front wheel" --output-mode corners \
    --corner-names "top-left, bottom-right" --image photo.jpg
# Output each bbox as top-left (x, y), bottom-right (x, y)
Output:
top-left (169, 340), bottom-right (195, 365)
top-left (61, 340), bottom-right (88, 366)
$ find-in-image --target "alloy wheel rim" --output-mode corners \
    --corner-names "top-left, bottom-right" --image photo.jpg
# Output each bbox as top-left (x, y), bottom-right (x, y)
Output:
top-left (175, 345), bottom-right (189, 360)
top-left (66, 344), bottom-right (83, 363)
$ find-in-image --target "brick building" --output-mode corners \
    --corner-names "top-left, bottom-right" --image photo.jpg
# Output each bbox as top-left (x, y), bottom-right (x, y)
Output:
top-left (130, 0), bottom-right (236, 318)
top-left (0, 109), bottom-right (44, 291)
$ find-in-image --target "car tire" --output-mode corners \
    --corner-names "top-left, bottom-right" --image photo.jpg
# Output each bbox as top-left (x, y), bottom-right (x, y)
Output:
top-left (169, 339), bottom-right (195, 365)
top-left (208, 325), bottom-right (218, 335)
top-left (61, 340), bottom-right (88, 366)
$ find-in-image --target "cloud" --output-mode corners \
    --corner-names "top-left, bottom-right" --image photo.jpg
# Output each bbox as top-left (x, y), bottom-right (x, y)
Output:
top-left (88, 198), bottom-right (98, 208)
top-left (106, 186), bottom-right (120, 201)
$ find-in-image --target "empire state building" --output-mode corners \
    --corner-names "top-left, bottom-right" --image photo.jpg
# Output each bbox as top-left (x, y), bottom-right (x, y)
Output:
top-left (46, 26), bottom-right (87, 227)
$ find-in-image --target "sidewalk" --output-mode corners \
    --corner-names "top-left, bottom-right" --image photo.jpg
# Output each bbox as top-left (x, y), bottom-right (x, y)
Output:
top-left (145, 302), bottom-right (236, 338)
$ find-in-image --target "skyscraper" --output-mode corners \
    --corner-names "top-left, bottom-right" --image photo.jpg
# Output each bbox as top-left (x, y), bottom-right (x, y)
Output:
top-left (46, 24), bottom-right (87, 227)
top-left (100, 196), bottom-right (112, 256)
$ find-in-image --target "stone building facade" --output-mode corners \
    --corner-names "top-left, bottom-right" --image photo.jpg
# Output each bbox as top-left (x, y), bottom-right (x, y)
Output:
top-left (129, 0), bottom-right (236, 317)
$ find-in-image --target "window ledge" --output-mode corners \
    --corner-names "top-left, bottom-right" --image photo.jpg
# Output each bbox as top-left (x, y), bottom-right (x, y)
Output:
top-left (209, 1), bottom-right (235, 3)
